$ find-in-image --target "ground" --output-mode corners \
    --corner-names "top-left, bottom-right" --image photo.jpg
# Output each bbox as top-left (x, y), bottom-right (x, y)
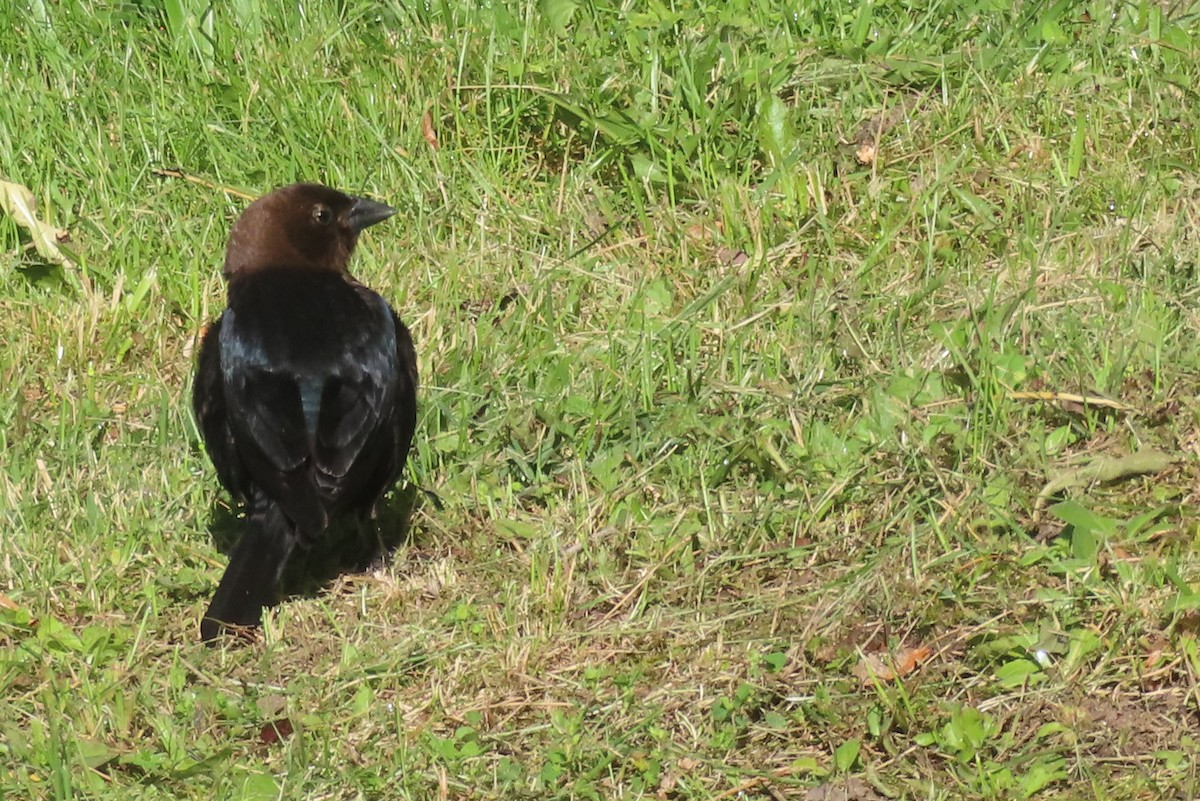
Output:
top-left (2, 1), bottom-right (1200, 799)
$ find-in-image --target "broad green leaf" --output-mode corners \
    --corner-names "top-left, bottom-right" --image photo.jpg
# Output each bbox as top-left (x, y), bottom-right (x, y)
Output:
top-left (834, 738), bottom-right (860, 772)
top-left (1047, 500), bottom-right (1117, 537)
top-left (236, 772), bottom-right (281, 801)
top-left (996, 658), bottom-right (1041, 687)
top-left (756, 94), bottom-right (795, 167)
top-left (540, 0), bottom-right (578, 36)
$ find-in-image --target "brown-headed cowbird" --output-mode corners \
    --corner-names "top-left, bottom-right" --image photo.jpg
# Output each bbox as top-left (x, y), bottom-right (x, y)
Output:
top-left (192, 183), bottom-right (417, 642)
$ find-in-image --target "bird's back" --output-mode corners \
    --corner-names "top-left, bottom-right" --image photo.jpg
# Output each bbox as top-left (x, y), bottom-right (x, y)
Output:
top-left (217, 268), bottom-right (406, 537)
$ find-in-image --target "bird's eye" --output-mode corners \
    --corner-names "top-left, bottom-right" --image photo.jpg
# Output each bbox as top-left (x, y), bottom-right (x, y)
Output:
top-left (312, 205), bottom-right (333, 225)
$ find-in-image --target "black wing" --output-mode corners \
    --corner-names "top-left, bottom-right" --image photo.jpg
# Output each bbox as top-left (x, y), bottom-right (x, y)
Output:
top-left (192, 315), bottom-right (249, 501)
top-left (218, 275), bottom-right (401, 536)
top-left (312, 304), bottom-right (399, 482)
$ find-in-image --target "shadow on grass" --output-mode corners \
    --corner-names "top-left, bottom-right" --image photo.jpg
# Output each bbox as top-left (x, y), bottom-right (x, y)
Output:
top-left (203, 481), bottom-right (426, 605)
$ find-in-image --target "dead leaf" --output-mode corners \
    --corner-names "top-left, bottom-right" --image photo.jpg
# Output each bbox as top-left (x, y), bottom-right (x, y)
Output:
top-left (683, 220), bottom-right (723, 242)
top-left (851, 652), bottom-right (888, 684)
top-left (1142, 648), bottom-right (1165, 672)
top-left (259, 717), bottom-right (294, 745)
top-left (715, 247), bottom-right (749, 267)
top-left (852, 645), bottom-right (932, 684)
top-left (804, 777), bottom-right (885, 801)
top-left (895, 645), bottom-right (932, 675)
top-left (0, 179), bottom-right (75, 269)
top-left (255, 694), bottom-right (288, 717)
top-left (421, 108), bottom-right (439, 151)
top-left (1008, 390), bottom-right (1136, 413)
top-left (0, 593), bottom-right (20, 612)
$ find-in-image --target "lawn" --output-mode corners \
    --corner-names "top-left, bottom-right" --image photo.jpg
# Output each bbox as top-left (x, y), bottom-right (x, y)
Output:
top-left (3, 0), bottom-right (1200, 798)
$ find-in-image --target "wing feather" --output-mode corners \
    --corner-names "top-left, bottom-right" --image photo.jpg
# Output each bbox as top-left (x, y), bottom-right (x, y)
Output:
top-left (215, 276), bottom-right (399, 535)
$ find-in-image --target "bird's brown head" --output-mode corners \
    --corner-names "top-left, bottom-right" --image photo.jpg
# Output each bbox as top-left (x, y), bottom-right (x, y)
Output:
top-left (223, 183), bottom-right (396, 278)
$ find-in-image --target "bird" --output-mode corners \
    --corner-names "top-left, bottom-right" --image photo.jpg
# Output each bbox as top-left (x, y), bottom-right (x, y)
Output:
top-left (192, 182), bottom-right (417, 643)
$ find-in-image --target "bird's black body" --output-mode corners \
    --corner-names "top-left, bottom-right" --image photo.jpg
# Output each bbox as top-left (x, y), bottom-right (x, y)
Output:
top-left (193, 183), bottom-right (416, 642)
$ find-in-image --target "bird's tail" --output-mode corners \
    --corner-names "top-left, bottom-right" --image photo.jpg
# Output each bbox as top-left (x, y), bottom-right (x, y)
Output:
top-left (201, 501), bottom-right (296, 643)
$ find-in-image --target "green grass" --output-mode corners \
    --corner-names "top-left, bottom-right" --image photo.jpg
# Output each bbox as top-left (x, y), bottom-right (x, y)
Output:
top-left (3, 0), bottom-right (1200, 798)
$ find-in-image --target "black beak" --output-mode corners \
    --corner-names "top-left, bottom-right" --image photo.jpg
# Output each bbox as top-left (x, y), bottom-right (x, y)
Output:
top-left (346, 196), bottom-right (397, 233)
